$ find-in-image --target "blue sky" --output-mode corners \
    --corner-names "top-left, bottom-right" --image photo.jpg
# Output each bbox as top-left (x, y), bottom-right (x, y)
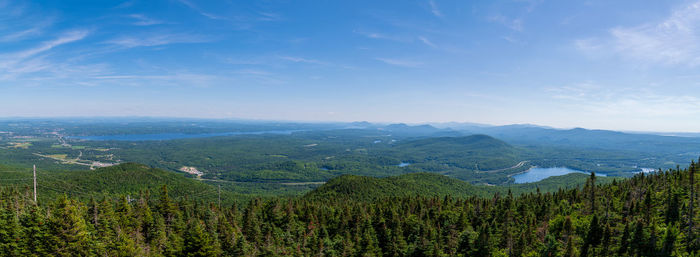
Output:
top-left (2, 0), bottom-right (700, 131)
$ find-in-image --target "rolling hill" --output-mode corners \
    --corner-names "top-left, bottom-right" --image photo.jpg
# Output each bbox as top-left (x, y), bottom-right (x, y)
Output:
top-left (305, 171), bottom-right (616, 201)
top-left (390, 134), bottom-right (521, 171)
top-left (0, 163), bottom-right (237, 204)
top-left (305, 172), bottom-right (496, 200)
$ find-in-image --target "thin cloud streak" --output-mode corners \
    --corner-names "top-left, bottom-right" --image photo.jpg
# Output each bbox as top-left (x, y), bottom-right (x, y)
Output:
top-left (488, 15), bottom-right (523, 32)
top-left (278, 56), bottom-right (328, 65)
top-left (428, 0), bottom-right (443, 17)
top-left (177, 0), bottom-right (228, 20)
top-left (375, 57), bottom-right (422, 67)
top-left (0, 3), bottom-right (54, 43)
top-left (0, 30), bottom-right (89, 69)
top-left (129, 14), bottom-right (165, 26)
top-left (105, 33), bottom-right (211, 48)
top-left (0, 17), bottom-right (54, 42)
top-left (353, 30), bottom-right (412, 42)
top-left (547, 83), bottom-right (700, 117)
top-left (418, 36), bottom-right (437, 48)
top-left (577, 1), bottom-right (700, 66)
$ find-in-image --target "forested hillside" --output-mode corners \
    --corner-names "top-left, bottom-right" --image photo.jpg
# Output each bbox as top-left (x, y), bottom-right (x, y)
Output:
top-left (305, 172), bottom-right (615, 201)
top-left (0, 163), bottom-right (239, 204)
top-left (3, 118), bottom-right (693, 188)
top-left (0, 160), bottom-right (697, 256)
top-left (389, 135), bottom-right (521, 172)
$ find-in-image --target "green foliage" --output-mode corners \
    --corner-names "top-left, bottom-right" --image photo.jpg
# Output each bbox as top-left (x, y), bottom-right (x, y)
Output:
top-left (0, 160), bottom-right (695, 256)
top-left (0, 163), bottom-right (242, 204)
top-left (306, 172), bottom-right (615, 201)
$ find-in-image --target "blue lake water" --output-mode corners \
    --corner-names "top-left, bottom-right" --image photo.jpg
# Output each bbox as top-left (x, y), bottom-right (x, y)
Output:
top-left (512, 167), bottom-right (606, 184)
top-left (72, 130), bottom-right (299, 141)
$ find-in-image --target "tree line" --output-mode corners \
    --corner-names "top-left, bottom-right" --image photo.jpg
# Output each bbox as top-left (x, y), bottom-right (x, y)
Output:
top-left (0, 161), bottom-right (698, 256)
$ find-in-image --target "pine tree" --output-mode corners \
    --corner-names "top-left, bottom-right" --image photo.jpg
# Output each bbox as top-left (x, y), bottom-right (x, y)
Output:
top-left (587, 172), bottom-right (597, 213)
top-left (631, 220), bottom-right (647, 257)
top-left (541, 234), bottom-right (561, 257)
top-left (387, 225), bottom-right (408, 257)
top-left (112, 232), bottom-right (140, 257)
top-left (563, 237), bottom-right (575, 257)
top-left (474, 225), bottom-right (492, 257)
top-left (359, 219), bottom-right (382, 256)
top-left (618, 223), bottom-right (631, 256)
top-left (645, 225), bottom-right (658, 256)
top-left (46, 196), bottom-right (92, 257)
top-left (456, 228), bottom-right (475, 256)
top-left (217, 215), bottom-right (238, 256)
top-left (688, 160), bottom-right (696, 251)
top-left (231, 236), bottom-right (249, 257)
top-left (666, 190), bottom-right (680, 224)
top-left (661, 226), bottom-right (677, 256)
top-left (600, 223), bottom-right (612, 255)
top-left (19, 204), bottom-right (47, 256)
top-left (0, 200), bottom-right (21, 256)
top-left (158, 185), bottom-right (175, 225)
top-left (643, 188), bottom-right (653, 223)
top-left (183, 220), bottom-right (220, 257)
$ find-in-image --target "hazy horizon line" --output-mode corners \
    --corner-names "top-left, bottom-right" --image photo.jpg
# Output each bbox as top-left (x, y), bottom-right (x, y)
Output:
top-left (1, 115), bottom-right (699, 134)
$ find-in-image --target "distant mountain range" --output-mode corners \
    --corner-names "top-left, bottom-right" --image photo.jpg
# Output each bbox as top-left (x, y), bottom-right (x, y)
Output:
top-left (357, 122), bottom-right (700, 156)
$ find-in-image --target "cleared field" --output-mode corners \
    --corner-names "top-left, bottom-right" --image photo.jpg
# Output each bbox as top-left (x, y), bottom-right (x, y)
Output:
top-left (9, 142), bottom-right (32, 149)
top-left (46, 154), bottom-right (69, 160)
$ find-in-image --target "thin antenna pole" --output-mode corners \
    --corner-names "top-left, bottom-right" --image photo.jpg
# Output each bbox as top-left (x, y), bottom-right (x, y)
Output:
top-left (33, 164), bottom-right (37, 203)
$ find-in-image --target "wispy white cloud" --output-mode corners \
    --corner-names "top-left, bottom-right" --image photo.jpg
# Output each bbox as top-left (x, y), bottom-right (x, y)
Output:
top-left (176, 0), bottom-right (262, 30)
top-left (577, 1), bottom-right (700, 66)
top-left (0, 0), bottom-right (25, 18)
top-left (375, 57), bottom-right (422, 67)
top-left (128, 14), bottom-right (165, 26)
top-left (0, 54), bottom-right (109, 84)
top-left (91, 73), bottom-right (221, 87)
top-left (515, 0), bottom-right (543, 13)
top-left (0, 3), bottom-right (95, 82)
top-left (233, 69), bottom-right (286, 85)
top-left (501, 36), bottom-right (519, 43)
top-left (278, 56), bottom-right (328, 65)
top-left (258, 12), bottom-right (282, 21)
top-left (546, 83), bottom-right (700, 117)
top-left (0, 1), bottom-right (54, 42)
top-left (18, 30), bottom-right (88, 58)
top-left (428, 0), bottom-right (443, 18)
top-left (418, 36), bottom-right (437, 48)
top-left (0, 26), bottom-right (44, 42)
top-left (234, 69), bottom-right (273, 76)
top-left (0, 30), bottom-right (89, 69)
top-left (114, 1), bottom-right (135, 9)
top-left (106, 33), bottom-right (210, 48)
top-left (488, 15), bottom-right (523, 32)
top-left (177, 0), bottom-right (228, 20)
top-left (354, 29), bottom-right (410, 42)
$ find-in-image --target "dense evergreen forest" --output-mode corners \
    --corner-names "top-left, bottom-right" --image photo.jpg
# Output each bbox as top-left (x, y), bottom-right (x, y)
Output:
top-left (0, 160), bottom-right (697, 256)
top-left (305, 172), bottom-right (615, 201)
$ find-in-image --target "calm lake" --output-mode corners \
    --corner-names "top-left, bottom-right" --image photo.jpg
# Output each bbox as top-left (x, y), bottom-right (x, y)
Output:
top-left (73, 130), bottom-right (299, 141)
top-left (512, 167), bottom-right (603, 184)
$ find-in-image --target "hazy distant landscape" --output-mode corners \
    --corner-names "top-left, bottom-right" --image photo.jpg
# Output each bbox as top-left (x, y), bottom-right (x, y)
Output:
top-left (0, 118), bottom-right (694, 195)
top-left (0, 118), bottom-right (697, 256)
top-left (2, 0), bottom-right (700, 255)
